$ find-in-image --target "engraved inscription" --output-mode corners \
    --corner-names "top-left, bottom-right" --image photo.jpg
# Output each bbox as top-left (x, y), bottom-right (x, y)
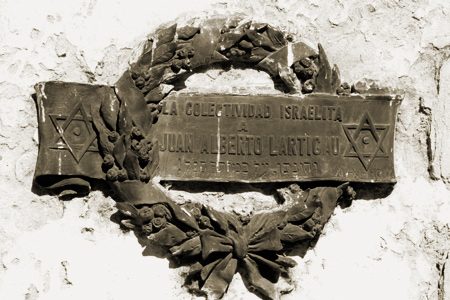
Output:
top-left (151, 94), bottom-right (400, 183)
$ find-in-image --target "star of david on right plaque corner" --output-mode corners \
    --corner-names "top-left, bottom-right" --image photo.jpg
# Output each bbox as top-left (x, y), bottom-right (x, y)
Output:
top-left (342, 111), bottom-right (391, 171)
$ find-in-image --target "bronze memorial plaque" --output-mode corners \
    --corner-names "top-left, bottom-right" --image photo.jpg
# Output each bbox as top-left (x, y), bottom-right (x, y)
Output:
top-left (32, 17), bottom-right (404, 300)
top-left (154, 94), bottom-right (400, 183)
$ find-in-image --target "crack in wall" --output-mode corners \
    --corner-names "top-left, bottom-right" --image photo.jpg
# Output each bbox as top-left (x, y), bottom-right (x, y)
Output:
top-left (419, 96), bottom-right (435, 179)
top-left (435, 61), bottom-right (441, 95)
top-left (60, 261), bottom-right (72, 286)
top-left (437, 252), bottom-right (448, 300)
top-left (417, 45), bottom-right (450, 183)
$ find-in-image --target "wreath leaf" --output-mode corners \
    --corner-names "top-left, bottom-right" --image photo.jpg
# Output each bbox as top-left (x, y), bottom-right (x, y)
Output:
top-left (152, 42), bottom-right (177, 66)
top-left (151, 224), bottom-right (188, 247)
top-left (116, 202), bottom-right (139, 219)
top-left (123, 150), bottom-right (140, 180)
top-left (170, 236), bottom-right (201, 256)
top-left (266, 26), bottom-right (286, 49)
top-left (141, 66), bottom-right (167, 94)
top-left (245, 29), bottom-right (276, 51)
top-left (216, 32), bottom-right (245, 52)
top-left (121, 219), bottom-right (136, 229)
top-left (177, 26), bottom-right (200, 40)
top-left (113, 135), bottom-right (126, 168)
top-left (156, 24), bottom-right (177, 46)
top-left (280, 224), bottom-right (314, 243)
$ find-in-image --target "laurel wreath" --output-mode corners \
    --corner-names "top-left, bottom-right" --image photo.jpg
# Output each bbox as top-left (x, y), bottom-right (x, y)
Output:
top-left (115, 182), bottom-right (354, 299)
top-left (90, 18), bottom-right (356, 299)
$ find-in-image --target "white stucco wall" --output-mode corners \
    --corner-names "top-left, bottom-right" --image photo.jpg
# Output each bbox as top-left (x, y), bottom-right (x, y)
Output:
top-left (1, 1), bottom-right (450, 299)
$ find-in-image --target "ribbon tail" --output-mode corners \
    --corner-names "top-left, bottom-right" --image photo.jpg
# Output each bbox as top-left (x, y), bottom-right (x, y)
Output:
top-left (202, 253), bottom-right (237, 299)
top-left (241, 257), bottom-right (279, 300)
top-left (247, 253), bottom-right (286, 277)
top-left (201, 258), bottom-right (222, 282)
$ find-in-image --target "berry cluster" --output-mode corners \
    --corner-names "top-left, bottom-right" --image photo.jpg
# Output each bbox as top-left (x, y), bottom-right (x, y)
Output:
top-left (102, 125), bottom-right (156, 183)
top-left (120, 204), bottom-right (173, 235)
top-left (292, 57), bottom-right (318, 94)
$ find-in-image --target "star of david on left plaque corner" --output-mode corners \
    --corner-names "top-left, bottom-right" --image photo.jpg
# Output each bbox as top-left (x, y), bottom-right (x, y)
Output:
top-left (342, 111), bottom-right (390, 171)
top-left (49, 102), bottom-right (98, 163)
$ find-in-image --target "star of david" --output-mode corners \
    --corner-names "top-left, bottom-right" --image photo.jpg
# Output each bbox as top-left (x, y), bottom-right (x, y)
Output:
top-left (342, 111), bottom-right (390, 170)
top-left (49, 102), bottom-right (98, 163)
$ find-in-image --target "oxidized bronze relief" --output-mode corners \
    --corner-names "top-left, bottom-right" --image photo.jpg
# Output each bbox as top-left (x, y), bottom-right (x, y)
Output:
top-left (155, 94), bottom-right (399, 182)
top-left (33, 17), bottom-right (401, 300)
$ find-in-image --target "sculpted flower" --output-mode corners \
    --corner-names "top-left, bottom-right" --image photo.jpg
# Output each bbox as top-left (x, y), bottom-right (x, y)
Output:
top-left (138, 145), bottom-right (152, 163)
top-left (131, 127), bottom-right (143, 139)
top-left (198, 216), bottom-right (213, 229)
top-left (106, 167), bottom-right (118, 181)
top-left (138, 207), bottom-right (154, 223)
top-left (131, 140), bottom-right (141, 151)
top-left (108, 131), bottom-right (120, 143)
top-left (115, 184), bottom-right (353, 300)
top-left (302, 79), bottom-right (315, 93)
top-left (142, 223), bottom-right (153, 235)
top-left (153, 204), bottom-right (172, 221)
top-left (117, 169), bottom-right (128, 181)
top-left (152, 217), bottom-right (167, 230)
top-left (167, 185), bottom-right (348, 300)
top-left (171, 60), bottom-right (183, 73)
top-left (191, 207), bottom-right (202, 220)
top-left (140, 170), bottom-right (150, 183)
top-left (103, 154), bottom-right (115, 169)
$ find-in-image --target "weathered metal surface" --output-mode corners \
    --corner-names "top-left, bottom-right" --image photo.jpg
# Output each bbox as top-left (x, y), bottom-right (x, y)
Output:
top-left (31, 17), bottom-right (404, 300)
top-left (152, 94), bottom-right (401, 183)
top-left (33, 82), bottom-right (111, 192)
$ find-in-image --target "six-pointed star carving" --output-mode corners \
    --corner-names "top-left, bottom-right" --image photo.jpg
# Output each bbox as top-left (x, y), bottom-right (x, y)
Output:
top-left (49, 102), bottom-right (97, 163)
top-left (342, 111), bottom-right (390, 170)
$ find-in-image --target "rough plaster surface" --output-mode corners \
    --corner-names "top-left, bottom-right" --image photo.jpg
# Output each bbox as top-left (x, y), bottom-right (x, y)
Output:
top-left (1, 0), bottom-right (450, 299)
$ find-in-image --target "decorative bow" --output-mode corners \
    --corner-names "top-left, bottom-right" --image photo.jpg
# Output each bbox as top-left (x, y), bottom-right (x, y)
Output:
top-left (117, 183), bottom-right (354, 300)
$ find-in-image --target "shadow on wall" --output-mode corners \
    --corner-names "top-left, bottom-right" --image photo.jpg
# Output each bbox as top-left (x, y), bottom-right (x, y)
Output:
top-left (108, 180), bottom-right (391, 300)
top-left (30, 15), bottom-right (400, 300)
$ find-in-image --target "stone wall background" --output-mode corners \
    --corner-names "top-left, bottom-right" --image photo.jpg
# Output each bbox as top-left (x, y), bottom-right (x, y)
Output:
top-left (1, 0), bottom-right (450, 299)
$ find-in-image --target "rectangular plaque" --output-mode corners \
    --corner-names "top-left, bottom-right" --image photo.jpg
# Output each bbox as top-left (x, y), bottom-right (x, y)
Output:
top-left (151, 94), bottom-right (401, 183)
